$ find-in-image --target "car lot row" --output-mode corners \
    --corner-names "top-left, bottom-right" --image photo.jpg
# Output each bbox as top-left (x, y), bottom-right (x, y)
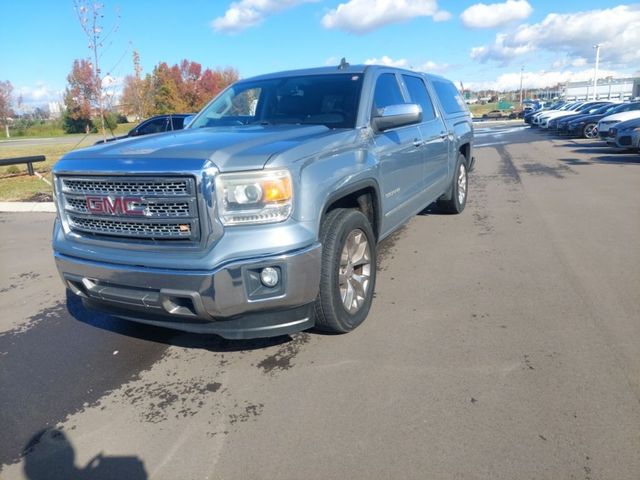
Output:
top-left (524, 99), bottom-right (640, 152)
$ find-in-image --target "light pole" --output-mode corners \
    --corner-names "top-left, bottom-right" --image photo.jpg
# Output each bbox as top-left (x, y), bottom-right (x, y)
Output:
top-left (519, 66), bottom-right (524, 106)
top-left (592, 44), bottom-right (601, 101)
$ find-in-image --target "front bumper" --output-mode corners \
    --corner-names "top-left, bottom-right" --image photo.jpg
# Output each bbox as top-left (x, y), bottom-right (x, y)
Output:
top-left (55, 243), bottom-right (321, 339)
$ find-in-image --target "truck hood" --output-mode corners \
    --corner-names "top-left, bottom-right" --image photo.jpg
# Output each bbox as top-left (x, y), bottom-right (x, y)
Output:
top-left (56, 124), bottom-right (336, 173)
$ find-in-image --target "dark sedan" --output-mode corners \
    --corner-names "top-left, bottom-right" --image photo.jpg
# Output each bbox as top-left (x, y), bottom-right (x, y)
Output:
top-left (551, 102), bottom-right (612, 133)
top-left (95, 114), bottom-right (195, 145)
top-left (565, 102), bottom-right (640, 139)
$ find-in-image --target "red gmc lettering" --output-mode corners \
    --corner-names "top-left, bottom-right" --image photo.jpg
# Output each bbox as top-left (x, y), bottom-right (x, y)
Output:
top-left (85, 196), bottom-right (144, 216)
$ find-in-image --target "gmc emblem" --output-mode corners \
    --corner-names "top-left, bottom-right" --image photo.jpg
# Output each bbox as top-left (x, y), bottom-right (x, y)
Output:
top-left (85, 196), bottom-right (145, 216)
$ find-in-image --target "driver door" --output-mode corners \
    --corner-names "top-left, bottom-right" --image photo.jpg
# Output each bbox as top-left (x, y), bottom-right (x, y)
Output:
top-left (372, 72), bottom-right (425, 232)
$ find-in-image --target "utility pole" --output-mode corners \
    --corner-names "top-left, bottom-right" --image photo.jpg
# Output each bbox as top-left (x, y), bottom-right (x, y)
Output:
top-left (519, 66), bottom-right (524, 106)
top-left (592, 44), bottom-right (601, 101)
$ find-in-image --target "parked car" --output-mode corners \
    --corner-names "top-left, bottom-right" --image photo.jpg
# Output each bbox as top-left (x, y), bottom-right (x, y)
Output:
top-left (557, 103), bottom-right (616, 135)
top-left (630, 125), bottom-right (640, 152)
top-left (482, 110), bottom-right (506, 119)
top-left (547, 102), bottom-right (611, 131)
top-left (52, 64), bottom-right (474, 339)
top-left (531, 102), bottom-right (577, 126)
top-left (94, 113), bottom-right (195, 144)
top-left (524, 101), bottom-right (564, 125)
top-left (598, 109), bottom-right (640, 141)
top-left (607, 117), bottom-right (640, 149)
top-left (538, 102), bottom-right (593, 128)
top-left (565, 102), bottom-right (640, 138)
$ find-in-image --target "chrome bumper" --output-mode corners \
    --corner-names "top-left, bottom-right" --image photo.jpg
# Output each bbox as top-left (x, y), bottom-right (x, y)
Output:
top-left (55, 244), bottom-right (321, 339)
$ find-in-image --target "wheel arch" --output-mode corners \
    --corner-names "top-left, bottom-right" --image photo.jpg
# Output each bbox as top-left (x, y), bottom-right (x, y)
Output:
top-left (321, 179), bottom-right (382, 241)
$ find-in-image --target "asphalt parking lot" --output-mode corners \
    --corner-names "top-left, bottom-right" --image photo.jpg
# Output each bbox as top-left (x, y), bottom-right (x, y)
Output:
top-left (1, 124), bottom-right (639, 480)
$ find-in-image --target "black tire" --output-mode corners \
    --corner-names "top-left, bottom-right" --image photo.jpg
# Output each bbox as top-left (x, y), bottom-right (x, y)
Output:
top-left (437, 153), bottom-right (468, 214)
top-left (583, 123), bottom-right (598, 139)
top-left (314, 208), bottom-right (377, 334)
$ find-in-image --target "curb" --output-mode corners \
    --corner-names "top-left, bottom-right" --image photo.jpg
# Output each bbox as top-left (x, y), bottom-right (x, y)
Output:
top-left (0, 202), bottom-right (56, 213)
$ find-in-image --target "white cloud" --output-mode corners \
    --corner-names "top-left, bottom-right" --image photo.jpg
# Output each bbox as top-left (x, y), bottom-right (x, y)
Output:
top-left (461, 0), bottom-right (532, 29)
top-left (365, 56), bottom-right (409, 67)
top-left (321, 0), bottom-right (450, 34)
top-left (212, 0), bottom-right (316, 33)
top-left (15, 83), bottom-right (63, 106)
top-left (433, 10), bottom-right (452, 22)
top-left (471, 5), bottom-right (640, 66)
top-left (465, 67), bottom-right (621, 92)
top-left (364, 56), bottom-right (451, 73)
top-left (470, 33), bottom-right (534, 64)
top-left (418, 60), bottom-right (451, 73)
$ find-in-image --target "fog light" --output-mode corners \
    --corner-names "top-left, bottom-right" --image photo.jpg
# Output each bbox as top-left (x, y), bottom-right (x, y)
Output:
top-left (260, 267), bottom-right (279, 287)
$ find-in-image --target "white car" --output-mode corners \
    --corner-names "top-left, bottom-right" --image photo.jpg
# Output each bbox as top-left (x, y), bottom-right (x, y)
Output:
top-left (532, 102), bottom-right (580, 126)
top-left (538, 103), bottom-right (586, 128)
top-left (597, 110), bottom-right (640, 141)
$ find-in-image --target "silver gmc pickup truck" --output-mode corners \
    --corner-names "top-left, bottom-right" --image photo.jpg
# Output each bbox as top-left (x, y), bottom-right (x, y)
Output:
top-left (52, 63), bottom-right (474, 339)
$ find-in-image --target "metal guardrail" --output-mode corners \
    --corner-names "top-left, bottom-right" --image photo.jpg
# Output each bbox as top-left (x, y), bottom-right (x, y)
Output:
top-left (0, 155), bottom-right (46, 175)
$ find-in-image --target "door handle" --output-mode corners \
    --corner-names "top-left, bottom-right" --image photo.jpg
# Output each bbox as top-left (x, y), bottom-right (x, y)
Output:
top-left (413, 139), bottom-right (425, 147)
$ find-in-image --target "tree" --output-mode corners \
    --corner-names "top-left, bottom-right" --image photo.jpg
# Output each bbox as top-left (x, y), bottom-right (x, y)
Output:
top-left (63, 59), bottom-right (96, 133)
top-left (120, 50), bottom-right (150, 120)
top-left (144, 61), bottom-right (239, 115)
top-left (149, 62), bottom-right (184, 114)
top-left (0, 80), bottom-right (13, 138)
top-left (74, 0), bottom-right (121, 139)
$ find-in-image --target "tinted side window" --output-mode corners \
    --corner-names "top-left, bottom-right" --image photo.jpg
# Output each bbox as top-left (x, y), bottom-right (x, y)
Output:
top-left (402, 75), bottom-right (435, 121)
top-left (171, 117), bottom-right (185, 130)
top-left (432, 79), bottom-right (467, 114)
top-left (137, 118), bottom-right (167, 135)
top-left (373, 73), bottom-right (405, 112)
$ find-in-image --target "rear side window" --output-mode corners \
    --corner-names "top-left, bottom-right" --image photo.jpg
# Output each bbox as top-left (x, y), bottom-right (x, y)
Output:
top-left (402, 75), bottom-right (435, 121)
top-left (373, 73), bottom-right (405, 112)
top-left (432, 79), bottom-right (467, 114)
top-left (137, 118), bottom-right (168, 135)
top-left (170, 117), bottom-right (185, 129)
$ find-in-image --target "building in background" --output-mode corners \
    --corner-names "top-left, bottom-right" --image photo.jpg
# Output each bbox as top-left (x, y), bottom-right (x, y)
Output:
top-left (47, 101), bottom-right (64, 119)
top-left (562, 77), bottom-right (640, 101)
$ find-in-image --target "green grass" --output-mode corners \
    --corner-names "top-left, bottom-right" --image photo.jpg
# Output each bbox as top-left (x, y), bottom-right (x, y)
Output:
top-left (5, 122), bottom-right (136, 138)
top-left (469, 102), bottom-right (499, 117)
top-left (0, 174), bottom-right (53, 201)
top-left (0, 123), bottom-right (138, 201)
top-left (0, 141), bottom-right (88, 201)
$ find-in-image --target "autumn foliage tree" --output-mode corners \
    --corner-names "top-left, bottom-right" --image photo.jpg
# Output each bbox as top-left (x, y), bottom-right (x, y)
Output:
top-left (120, 58), bottom-right (239, 118)
top-left (63, 59), bottom-right (97, 133)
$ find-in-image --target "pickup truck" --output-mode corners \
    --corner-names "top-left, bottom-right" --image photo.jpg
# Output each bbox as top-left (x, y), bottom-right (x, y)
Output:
top-left (52, 64), bottom-right (474, 339)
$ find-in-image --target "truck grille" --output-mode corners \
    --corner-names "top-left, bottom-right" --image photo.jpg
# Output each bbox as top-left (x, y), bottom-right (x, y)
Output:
top-left (62, 178), bottom-right (190, 196)
top-left (58, 176), bottom-right (200, 242)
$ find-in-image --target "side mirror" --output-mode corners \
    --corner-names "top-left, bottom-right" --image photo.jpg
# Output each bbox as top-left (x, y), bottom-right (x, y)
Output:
top-left (128, 129), bottom-right (138, 137)
top-left (183, 115), bottom-right (195, 129)
top-left (372, 104), bottom-right (422, 132)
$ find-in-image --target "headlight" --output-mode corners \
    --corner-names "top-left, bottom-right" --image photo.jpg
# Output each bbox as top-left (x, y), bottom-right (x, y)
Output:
top-left (215, 169), bottom-right (293, 225)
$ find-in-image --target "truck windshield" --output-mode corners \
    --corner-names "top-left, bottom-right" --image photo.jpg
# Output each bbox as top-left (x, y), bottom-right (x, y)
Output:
top-left (190, 73), bottom-right (364, 129)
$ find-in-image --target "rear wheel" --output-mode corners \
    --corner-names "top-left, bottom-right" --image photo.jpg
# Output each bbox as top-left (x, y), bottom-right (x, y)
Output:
top-left (437, 153), bottom-right (468, 214)
top-left (583, 123), bottom-right (598, 139)
top-left (314, 209), bottom-right (376, 333)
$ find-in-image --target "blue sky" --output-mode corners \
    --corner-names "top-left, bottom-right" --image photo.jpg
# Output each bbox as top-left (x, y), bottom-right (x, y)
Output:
top-left (1, 1), bottom-right (638, 107)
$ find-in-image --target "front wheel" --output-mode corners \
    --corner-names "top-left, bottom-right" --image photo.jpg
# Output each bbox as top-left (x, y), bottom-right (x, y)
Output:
top-left (437, 153), bottom-right (468, 214)
top-left (314, 209), bottom-right (377, 334)
top-left (583, 123), bottom-right (598, 139)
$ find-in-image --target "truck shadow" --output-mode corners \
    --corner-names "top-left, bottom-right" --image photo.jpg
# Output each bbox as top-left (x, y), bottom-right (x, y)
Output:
top-left (66, 291), bottom-right (292, 352)
top-left (22, 428), bottom-right (147, 480)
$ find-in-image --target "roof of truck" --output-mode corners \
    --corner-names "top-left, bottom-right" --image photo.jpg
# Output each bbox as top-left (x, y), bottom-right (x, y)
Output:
top-left (241, 64), bottom-right (446, 83)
